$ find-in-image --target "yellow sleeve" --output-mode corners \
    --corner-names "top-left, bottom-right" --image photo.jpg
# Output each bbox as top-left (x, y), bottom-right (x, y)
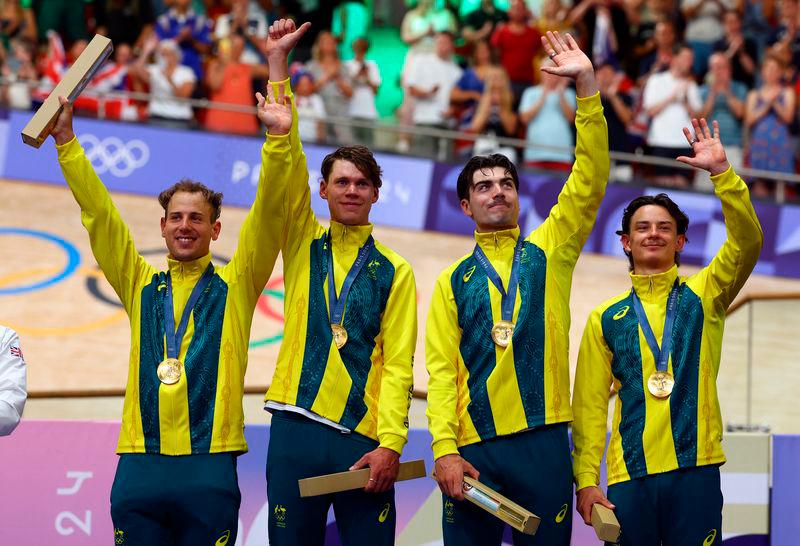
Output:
top-left (528, 92), bottom-right (609, 260)
top-left (572, 308), bottom-right (614, 490)
top-left (56, 137), bottom-right (152, 314)
top-left (273, 77), bottom-right (323, 261)
top-left (376, 259), bottom-right (417, 454)
top-left (224, 93), bottom-right (293, 300)
top-left (425, 270), bottom-right (462, 460)
top-left (701, 166), bottom-right (764, 309)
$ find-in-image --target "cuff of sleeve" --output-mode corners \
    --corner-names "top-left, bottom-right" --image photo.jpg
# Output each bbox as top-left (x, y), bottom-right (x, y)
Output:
top-left (576, 91), bottom-right (602, 114)
top-left (575, 472), bottom-right (600, 490)
top-left (710, 164), bottom-right (736, 190)
top-left (432, 439), bottom-right (459, 460)
top-left (267, 77), bottom-right (293, 97)
top-left (55, 136), bottom-right (81, 160)
top-left (379, 433), bottom-right (406, 455)
top-left (264, 131), bottom-right (292, 146)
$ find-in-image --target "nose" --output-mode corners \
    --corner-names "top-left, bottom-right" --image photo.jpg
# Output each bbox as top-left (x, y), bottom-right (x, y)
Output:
top-left (345, 182), bottom-right (359, 196)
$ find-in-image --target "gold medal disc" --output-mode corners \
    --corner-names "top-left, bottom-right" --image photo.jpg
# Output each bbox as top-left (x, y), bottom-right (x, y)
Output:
top-left (647, 371), bottom-right (674, 398)
top-left (491, 320), bottom-right (515, 347)
top-left (331, 323), bottom-right (348, 349)
top-left (157, 358), bottom-right (183, 385)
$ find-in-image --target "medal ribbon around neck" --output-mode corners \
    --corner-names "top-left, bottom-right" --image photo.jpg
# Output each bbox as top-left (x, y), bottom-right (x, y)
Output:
top-left (630, 279), bottom-right (680, 374)
top-left (326, 231), bottom-right (374, 329)
top-left (164, 262), bottom-right (215, 361)
top-left (472, 238), bottom-right (524, 325)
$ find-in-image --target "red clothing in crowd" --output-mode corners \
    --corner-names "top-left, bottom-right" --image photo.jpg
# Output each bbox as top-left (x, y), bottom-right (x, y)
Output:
top-left (491, 23), bottom-right (543, 84)
top-left (204, 62), bottom-right (258, 135)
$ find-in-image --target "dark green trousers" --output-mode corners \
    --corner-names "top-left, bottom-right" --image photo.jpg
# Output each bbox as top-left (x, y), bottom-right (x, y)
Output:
top-left (266, 410), bottom-right (396, 546)
top-left (606, 464), bottom-right (723, 546)
top-left (110, 452), bottom-right (240, 546)
top-left (442, 423), bottom-right (573, 546)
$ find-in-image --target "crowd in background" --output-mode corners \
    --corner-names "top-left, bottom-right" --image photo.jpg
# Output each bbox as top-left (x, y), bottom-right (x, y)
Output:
top-left (0, 0), bottom-right (798, 198)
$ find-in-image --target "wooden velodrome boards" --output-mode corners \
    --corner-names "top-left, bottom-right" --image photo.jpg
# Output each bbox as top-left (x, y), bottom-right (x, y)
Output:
top-left (2, 177), bottom-right (799, 430)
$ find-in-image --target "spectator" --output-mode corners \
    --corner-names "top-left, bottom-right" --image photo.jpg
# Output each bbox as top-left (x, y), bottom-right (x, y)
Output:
top-left (767, 0), bottom-right (800, 77)
top-left (332, 0), bottom-right (370, 59)
top-left (155, 0), bottom-right (212, 81)
top-left (0, 0), bottom-right (35, 49)
top-left (491, 0), bottom-right (543, 106)
top-left (596, 61), bottom-right (636, 154)
top-left (537, 0), bottom-right (571, 34)
top-left (467, 70), bottom-right (518, 162)
top-left (742, 0), bottom-right (777, 58)
top-left (214, 0), bottom-right (268, 66)
top-left (451, 40), bottom-right (499, 130)
top-left (94, 0), bottom-right (156, 51)
top-left (518, 56), bottom-right (576, 170)
top-left (397, 0), bottom-right (458, 152)
top-left (699, 53), bottom-right (747, 172)
top-left (33, 0), bottom-right (87, 44)
top-left (0, 37), bottom-right (35, 109)
top-left (293, 70), bottom-right (327, 143)
top-left (630, 0), bottom-right (684, 75)
top-left (744, 55), bottom-right (796, 197)
top-left (131, 38), bottom-right (197, 127)
top-left (461, 0), bottom-right (508, 46)
top-left (404, 31), bottom-right (463, 157)
top-left (306, 30), bottom-right (354, 144)
top-left (205, 33), bottom-right (268, 135)
top-left (569, 0), bottom-right (633, 72)
top-left (681, 0), bottom-right (733, 75)
top-left (344, 37), bottom-right (381, 146)
top-left (642, 43), bottom-right (701, 187)
top-left (637, 19), bottom-right (678, 84)
top-left (712, 9), bottom-right (758, 88)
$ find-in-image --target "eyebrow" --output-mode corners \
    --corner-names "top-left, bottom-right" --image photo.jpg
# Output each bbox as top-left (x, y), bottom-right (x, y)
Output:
top-left (472, 176), bottom-right (514, 186)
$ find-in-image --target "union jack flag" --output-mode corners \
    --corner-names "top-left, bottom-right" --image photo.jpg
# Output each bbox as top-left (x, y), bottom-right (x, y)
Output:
top-left (10, 346), bottom-right (23, 358)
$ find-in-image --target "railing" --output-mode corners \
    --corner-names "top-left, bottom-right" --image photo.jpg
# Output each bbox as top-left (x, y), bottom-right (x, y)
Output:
top-left (723, 293), bottom-right (800, 433)
top-left (6, 80), bottom-right (800, 202)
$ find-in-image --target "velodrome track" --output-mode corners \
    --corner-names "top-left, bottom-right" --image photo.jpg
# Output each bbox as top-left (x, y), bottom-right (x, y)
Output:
top-left (3, 176), bottom-right (800, 432)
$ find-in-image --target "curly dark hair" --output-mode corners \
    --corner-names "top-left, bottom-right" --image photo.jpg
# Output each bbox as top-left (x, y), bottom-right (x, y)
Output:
top-left (456, 154), bottom-right (520, 202)
top-left (617, 193), bottom-right (690, 271)
top-left (158, 179), bottom-right (223, 221)
top-left (320, 146), bottom-right (383, 188)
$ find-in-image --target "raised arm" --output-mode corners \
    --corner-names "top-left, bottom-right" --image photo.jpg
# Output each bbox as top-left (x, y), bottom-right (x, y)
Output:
top-left (572, 311), bottom-right (616, 525)
top-left (52, 98), bottom-right (152, 313)
top-left (532, 32), bottom-right (609, 256)
top-left (676, 118), bottom-right (763, 308)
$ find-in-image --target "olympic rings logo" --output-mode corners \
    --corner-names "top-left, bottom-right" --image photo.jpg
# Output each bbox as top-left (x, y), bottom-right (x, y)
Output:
top-left (79, 134), bottom-right (150, 178)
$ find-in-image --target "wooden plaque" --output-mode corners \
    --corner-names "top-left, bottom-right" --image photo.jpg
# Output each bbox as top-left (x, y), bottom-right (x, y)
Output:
top-left (462, 476), bottom-right (540, 535)
top-left (298, 459), bottom-right (426, 497)
top-left (591, 503), bottom-right (621, 543)
top-left (21, 34), bottom-right (113, 148)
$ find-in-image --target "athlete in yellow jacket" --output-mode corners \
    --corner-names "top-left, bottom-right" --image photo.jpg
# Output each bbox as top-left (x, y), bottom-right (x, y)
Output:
top-left (260, 20), bottom-right (416, 546)
top-left (52, 82), bottom-right (289, 544)
top-left (426, 31), bottom-right (609, 545)
top-left (572, 119), bottom-right (763, 546)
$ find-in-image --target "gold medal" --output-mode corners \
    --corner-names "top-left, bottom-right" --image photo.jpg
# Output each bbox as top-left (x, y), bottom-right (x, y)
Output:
top-left (331, 323), bottom-right (348, 349)
top-left (157, 358), bottom-right (183, 385)
top-left (647, 371), bottom-right (674, 398)
top-left (491, 320), bottom-right (515, 347)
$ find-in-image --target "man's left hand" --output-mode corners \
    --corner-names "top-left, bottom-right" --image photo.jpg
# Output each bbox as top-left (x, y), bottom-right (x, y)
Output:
top-left (350, 447), bottom-right (400, 493)
top-left (677, 118), bottom-right (730, 176)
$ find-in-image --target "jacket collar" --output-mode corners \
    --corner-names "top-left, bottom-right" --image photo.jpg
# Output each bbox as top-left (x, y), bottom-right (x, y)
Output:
top-left (630, 265), bottom-right (679, 303)
top-left (166, 253), bottom-right (212, 282)
top-left (474, 226), bottom-right (521, 257)
top-left (329, 220), bottom-right (374, 248)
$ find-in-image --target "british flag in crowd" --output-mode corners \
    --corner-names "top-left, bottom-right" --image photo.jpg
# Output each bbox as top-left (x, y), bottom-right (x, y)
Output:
top-left (10, 346), bottom-right (23, 359)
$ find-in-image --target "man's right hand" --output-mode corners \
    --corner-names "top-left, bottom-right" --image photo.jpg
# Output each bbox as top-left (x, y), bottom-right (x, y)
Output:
top-left (434, 453), bottom-right (480, 501)
top-left (266, 19), bottom-right (311, 61)
top-left (51, 96), bottom-right (75, 146)
top-left (576, 485), bottom-right (615, 525)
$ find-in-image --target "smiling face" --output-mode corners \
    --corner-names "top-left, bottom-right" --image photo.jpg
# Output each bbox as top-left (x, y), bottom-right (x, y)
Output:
top-left (160, 191), bottom-right (221, 261)
top-left (320, 159), bottom-right (379, 226)
top-left (621, 205), bottom-right (686, 274)
top-left (460, 166), bottom-right (520, 232)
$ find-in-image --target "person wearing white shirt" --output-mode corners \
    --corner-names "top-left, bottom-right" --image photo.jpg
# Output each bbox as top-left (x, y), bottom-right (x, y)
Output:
top-left (643, 43), bottom-right (702, 187)
top-left (214, 0), bottom-right (269, 66)
top-left (405, 31), bottom-right (463, 157)
top-left (0, 325), bottom-right (26, 436)
top-left (293, 71), bottom-right (327, 143)
top-left (344, 37), bottom-right (381, 146)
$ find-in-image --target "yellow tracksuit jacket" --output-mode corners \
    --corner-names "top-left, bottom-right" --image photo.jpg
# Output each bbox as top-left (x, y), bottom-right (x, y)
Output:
top-left (57, 129), bottom-right (289, 455)
top-left (572, 167), bottom-right (763, 488)
top-left (426, 92), bottom-right (609, 459)
top-left (263, 80), bottom-right (416, 455)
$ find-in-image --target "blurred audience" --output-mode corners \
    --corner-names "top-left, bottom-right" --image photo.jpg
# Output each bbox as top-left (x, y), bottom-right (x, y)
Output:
top-left (305, 30), bottom-right (354, 143)
top-left (344, 37), bottom-right (381, 146)
top-left (213, 0), bottom-right (268, 66)
top-left (155, 0), bottom-right (212, 81)
top-left (293, 69), bottom-right (327, 143)
top-left (491, 0), bottom-right (543, 106)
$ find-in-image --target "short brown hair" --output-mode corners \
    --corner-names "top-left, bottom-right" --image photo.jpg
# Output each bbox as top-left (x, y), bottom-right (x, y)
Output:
top-left (158, 179), bottom-right (223, 221)
top-left (320, 146), bottom-right (383, 188)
